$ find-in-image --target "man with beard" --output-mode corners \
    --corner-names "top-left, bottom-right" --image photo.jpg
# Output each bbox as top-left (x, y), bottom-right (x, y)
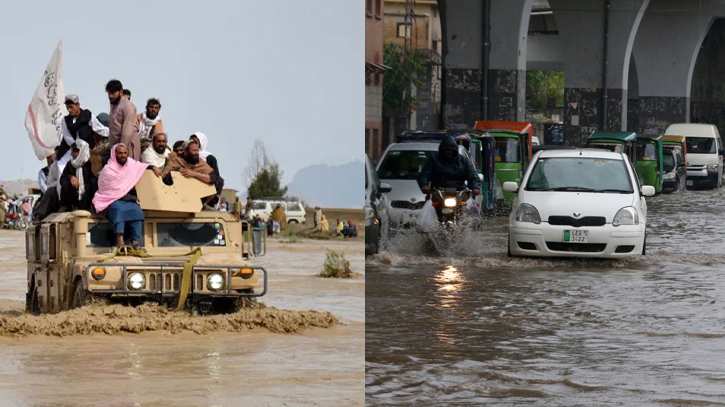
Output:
top-left (93, 144), bottom-right (150, 248)
top-left (137, 98), bottom-right (164, 142)
top-left (141, 132), bottom-right (170, 172)
top-left (57, 95), bottom-right (109, 169)
top-left (106, 80), bottom-right (140, 161)
top-left (59, 140), bottom-right (96, 211)
top-left (162, 140), bottom-right (223, 206)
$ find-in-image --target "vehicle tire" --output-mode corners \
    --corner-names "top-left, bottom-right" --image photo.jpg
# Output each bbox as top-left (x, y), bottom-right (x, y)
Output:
top-left (641, 232), bottom-right (647, 256)
top-left (212, 291), bottom-right (256, 314)
top-left (27, 282), bottom-right (41, 315)
top-left (70, 278), bottom-right (87, 309)
top-left (288, 220), bottom-right (298, 224)
top-left (507, 235), bottom-right (513, 258)
top-left (16, 218), bottom-right (28, 231)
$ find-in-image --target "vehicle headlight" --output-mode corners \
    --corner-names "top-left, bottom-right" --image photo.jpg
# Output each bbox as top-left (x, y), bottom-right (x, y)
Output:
top-left (708, 165), bottom-right (719, 172)
top-left (613, 206), bottom-right (639, 226)
top-left (663, 173), bottom-right (676, 179)
top-left (127, 272), bottom-right (145, 290)
top-left (207, 273), bottom-right (224, 291)
top-left (514, 203), bottom-right (541, 224)
top-left (365, 206), bottom-right (374, 220)
top-left (444, 198), bottom-right (457, 207)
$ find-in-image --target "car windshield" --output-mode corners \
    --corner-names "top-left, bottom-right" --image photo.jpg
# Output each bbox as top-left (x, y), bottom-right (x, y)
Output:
top-left (636, 142), bottom-right (656, 161)
top-left (157, 222), bottom-right (227, 247)
top-left (377, 150), bottom-right (432, 179)
top-left (495, 138), bottom-right (520, 163)
top-left (686, 137), bottom-right (716, 154)
top-left (526, 157), bottom-right (633, 193)
top-left (587, 142), bottom-right (624, 153)
top-left (663, 152), bottom-right (675, 171)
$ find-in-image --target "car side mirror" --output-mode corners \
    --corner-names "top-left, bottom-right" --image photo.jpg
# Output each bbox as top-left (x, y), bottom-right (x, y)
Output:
top-left (502, 181), bottom-right (519, 193)
top-left (379, 183), bottom-right (392, 194)
top-left (641, 185), bottom-right (656, 197)
top-left (677, 162), bottom-right (686, 168)
top-left (719, 148), bottom-right (725, 156)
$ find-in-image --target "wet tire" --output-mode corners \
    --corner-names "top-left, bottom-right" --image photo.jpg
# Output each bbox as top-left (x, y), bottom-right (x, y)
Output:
top-left (27, 283), bottom-right (40, 315)
top-left (212, 291), bottom-right (256, 314)
top-left (70, 279), bottom-right (87, 309)
top-left (288, 220), bottom-right (298, 224)
top-left (641, 232), bottom-right (647, 256)
top-left (507, 235), bottom-right (513, 258)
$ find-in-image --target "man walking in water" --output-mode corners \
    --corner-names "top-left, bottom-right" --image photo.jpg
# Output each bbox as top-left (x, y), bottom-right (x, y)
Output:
top-left (106, 79), bottom-right (140, 161)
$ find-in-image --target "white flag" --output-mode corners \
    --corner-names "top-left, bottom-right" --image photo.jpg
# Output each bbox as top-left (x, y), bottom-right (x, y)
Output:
top-left (24, 41), bottom-right (67, 161)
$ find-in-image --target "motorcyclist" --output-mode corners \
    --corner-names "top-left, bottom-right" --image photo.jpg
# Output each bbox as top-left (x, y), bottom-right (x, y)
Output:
top-left (417, 135), bottom-right (481, 210)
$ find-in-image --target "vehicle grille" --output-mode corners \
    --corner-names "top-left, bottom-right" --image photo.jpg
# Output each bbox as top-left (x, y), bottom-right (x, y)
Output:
top-left (548, 216), bottom-right (606, 227)
top-left (391, 200), bottom-right (425, 210)
top-left (546, 242), bottom-right (606, 252)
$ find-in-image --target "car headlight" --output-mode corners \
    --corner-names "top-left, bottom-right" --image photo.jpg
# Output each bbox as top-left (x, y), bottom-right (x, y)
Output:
top-left (365, 206), bottom-right (374, 220)
top-left (444, 198), bottom-right (457, 207)
top-left (127, 272), bottom-right (145, 290)
top-left (207, 273), bottom-right (224, 291)
top-left (663, 173), bottom-right (676, 179)
top-left (514, 203), bottom-right (541, 224)
top-left (708, 165), bottom-right (719, 172)
top-left (613, 206), bottom-right (639, 226)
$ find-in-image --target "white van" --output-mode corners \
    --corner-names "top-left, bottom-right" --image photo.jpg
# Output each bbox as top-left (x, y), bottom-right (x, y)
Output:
top-left (664, 123), bottom-right (724, 189)
top-left (248, 199), bottom-right (307, 224)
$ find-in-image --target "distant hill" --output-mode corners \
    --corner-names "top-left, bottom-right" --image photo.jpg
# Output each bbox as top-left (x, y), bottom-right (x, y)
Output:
top-left (286, 161), bottom-right (364, 208)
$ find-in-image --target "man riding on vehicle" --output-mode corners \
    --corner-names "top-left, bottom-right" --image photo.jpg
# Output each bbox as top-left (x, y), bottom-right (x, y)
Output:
top-left (417, 135), bottom-right (481, 212)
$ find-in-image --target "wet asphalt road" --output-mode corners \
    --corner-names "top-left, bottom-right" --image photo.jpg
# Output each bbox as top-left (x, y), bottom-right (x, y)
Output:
top-left (366, 188), bottom-right (725, 406)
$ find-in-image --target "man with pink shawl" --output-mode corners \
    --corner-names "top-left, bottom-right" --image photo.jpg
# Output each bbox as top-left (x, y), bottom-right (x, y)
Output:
top-left (93, 144), bottom-right (152, 248)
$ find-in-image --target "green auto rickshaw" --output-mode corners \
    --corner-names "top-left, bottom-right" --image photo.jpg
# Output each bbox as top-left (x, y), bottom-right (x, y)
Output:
top-left (473, 121), bottom-right (533, 206)
top-left (635, 134), bottom-right (664, 193)
top-left (585, 131), bottom-right (637, 166)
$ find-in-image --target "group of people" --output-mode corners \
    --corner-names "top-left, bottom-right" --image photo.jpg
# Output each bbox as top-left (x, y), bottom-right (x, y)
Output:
top-left (34, 79), bottom-right (224, 249)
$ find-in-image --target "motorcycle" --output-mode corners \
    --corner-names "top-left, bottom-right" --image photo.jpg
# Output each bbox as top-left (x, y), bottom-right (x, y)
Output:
top-left (431, 187), bottom-right (471, 227)
top-left (4, 199), bottom-right (29, 230)
top-left (419, 187), bottom-right (478, 255)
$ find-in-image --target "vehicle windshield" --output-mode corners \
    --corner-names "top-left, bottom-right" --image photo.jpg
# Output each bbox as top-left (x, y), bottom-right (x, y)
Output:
top-left (663, 152), bottom-right (675, 171)
top-left (587, 142), bottom-right (624, 153)
top-left (157, 222), bottom-right (227, 247)
top-left (636, 142), bottom-right (656, 161)
top-left (686, 137), bottom-right (716, 154)
top-left (377, 150), bottom-right (432, 179)
top-left (495, 138), bottom-right (520, 163)
top-left (526, 157), bottom-right (633, 193)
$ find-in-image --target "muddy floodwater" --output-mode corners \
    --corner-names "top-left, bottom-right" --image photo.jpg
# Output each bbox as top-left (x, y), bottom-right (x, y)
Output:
top-left (0, 236), bottom-right (364, 406)
top-left (366, 188), bottom-right (725, 406)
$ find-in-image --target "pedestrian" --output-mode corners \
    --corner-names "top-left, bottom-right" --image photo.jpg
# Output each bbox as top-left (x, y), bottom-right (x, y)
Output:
top-left (232, 196), bottom-right (242, 220)
top-left (58, 94), bottom-right (109, 169)
top-left (348, 220), bottom-right (358, 238)
top-left (336, 218), bottom-right (344, 236)
top-left (321, 215), bottom-right (330, 234)
top-left (271, 203), bottom-right (287, 233)
top-left (137, 97), bottom-right (164, 142)
top-left (172, 140), bottom-right (185, 157)
top-left (106, 79), bottom-right (140, 161)
top-left (245, 197), bottom-right (253, 219)
top-left (58, 140), bottom-right (96, 212)
top-left (266, 214), bottom-right (274, 237)
top-left (141, 132), bottom-right (170, 171)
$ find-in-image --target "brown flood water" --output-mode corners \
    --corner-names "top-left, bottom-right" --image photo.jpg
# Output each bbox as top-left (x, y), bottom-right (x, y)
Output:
top-left (0, 234), bottom-right (364, 406)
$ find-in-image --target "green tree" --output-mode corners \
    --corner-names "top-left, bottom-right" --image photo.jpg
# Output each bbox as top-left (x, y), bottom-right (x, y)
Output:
top-left (526, 71), bottom-right (565, 115)
top-left (382, 41), bottom-right (427, 117)
top-left (244, 139), bottom-right (288, 198)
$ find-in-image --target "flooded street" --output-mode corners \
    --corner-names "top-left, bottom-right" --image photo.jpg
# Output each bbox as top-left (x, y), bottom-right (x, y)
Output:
top-left (366, 188), bottom-right (725, 406)
top-left (0, 236), bottom-right (364, 407)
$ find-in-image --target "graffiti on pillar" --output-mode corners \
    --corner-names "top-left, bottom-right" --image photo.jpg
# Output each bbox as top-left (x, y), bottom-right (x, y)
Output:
top-left (495, 70), bottom-right (516, 93)
top-left (499, 97), bottom-right (512, 108)
top-left (582, 99), bottom-right (597, 117)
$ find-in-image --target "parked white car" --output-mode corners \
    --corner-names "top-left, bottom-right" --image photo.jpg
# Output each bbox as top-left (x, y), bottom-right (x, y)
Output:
top-left (248, 199), bottom-right (306, 224)
top-left (506, 149), bottom-right (654, 258)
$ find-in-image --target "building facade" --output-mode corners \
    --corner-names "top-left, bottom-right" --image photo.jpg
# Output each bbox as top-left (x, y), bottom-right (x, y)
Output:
top-left (365, 0), bottom-right (386, 163)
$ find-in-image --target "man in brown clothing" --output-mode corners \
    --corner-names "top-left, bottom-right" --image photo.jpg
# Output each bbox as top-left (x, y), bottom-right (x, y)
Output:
top-left (106, 79), bottom-right (140, 160)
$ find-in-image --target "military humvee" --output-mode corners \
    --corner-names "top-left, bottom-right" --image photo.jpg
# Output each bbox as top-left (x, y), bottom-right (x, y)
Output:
top-left (25, 172), bottom-right (267, 315)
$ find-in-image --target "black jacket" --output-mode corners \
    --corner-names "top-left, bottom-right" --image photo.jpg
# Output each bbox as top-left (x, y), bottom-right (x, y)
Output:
top-left (417, 136), bottom-right (481, 191)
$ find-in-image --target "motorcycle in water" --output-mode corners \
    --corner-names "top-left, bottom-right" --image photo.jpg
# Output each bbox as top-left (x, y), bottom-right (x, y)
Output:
top-left (420, 187), bottom-right (477, 254)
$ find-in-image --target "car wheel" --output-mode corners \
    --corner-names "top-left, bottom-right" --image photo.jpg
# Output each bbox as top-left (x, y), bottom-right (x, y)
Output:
top-left (70, 278), bottom-right (87, 309)
top-left (507, 235), bottom-right (513, 258)
top-left (641, 232), bottom-right (647, 256)
top-left (288, 220), bottom-right (298, 224)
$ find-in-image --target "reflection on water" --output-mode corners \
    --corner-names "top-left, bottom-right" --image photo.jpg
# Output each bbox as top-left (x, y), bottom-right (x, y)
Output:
top-left (367, 188), bottom-right (725, 405)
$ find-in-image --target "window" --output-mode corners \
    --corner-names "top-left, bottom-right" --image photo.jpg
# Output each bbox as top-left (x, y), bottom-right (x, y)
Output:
top-left (366, 0), bottom-right (373, 17)
top-left (686, 137), bottom-right (716, 154)
top-left (397, 23), bottom-right (411, 38)
top-left (663, 152), bottom-right (675, 172)
top-left (526, 157), bottom-right (633, 193)
top-left (636, 142), bottom-right (656, 161)
top-left (495, 138), bottom-right (521, 163)
top-left (287, 202), bottom-right (302, 212)
top-left (87, 222), bottom-right (118, 248)
top-left (157, 222), bottom-right (227, 247)
top-left (377, 150), bottom-right (433, 179)
top-left (375, 0), bottom-right (381, 18)
top-left (253, 202), bottom-right (267, 210)
top-left (374, 72), bottom-right (380, 85)
top-left (373, 129), bottom-right (379, 162)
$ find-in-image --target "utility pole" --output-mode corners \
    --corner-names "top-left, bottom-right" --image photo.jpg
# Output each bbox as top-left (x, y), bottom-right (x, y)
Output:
top-left (403, 0), bottom-right (415, 129)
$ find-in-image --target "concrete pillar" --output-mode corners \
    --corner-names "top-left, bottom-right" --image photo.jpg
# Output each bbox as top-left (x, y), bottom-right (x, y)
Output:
top-left (488, 0), bottom-right (533, 122)
top-left (549, 0), bottom-right (648, 145)
top-left (631, 0), bottom-right (724, 133)
top-left (439, 0), bottom-right (531, 126)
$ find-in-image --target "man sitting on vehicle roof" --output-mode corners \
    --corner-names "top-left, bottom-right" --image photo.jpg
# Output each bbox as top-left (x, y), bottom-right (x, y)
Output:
top-left (162, 139), bottom-right (224, 207)
top-left (59, 140), bottom-right (97, 212)
top-left (141, 132), bottom-right (170, 170)
top-left (137, 97), bottom-right (164, 143)
top-left (92, 144), bottom-right (152, 249)
top-left (58, 94), bottom-right (109, 170)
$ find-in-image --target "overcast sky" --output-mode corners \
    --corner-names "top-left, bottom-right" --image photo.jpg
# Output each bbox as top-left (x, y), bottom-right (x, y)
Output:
top-left (0, 0), bottom-right (361, 191)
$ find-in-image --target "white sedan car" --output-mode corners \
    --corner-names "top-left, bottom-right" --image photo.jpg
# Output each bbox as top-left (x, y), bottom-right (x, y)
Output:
top-left (505, 149), bottom-right (655, 258)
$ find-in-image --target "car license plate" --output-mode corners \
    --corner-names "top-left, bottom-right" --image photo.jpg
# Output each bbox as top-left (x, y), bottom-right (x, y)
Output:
top-left (564, 230), bottom-right (588, 243)
top-left (687, 180), bottom-right (693, 186)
